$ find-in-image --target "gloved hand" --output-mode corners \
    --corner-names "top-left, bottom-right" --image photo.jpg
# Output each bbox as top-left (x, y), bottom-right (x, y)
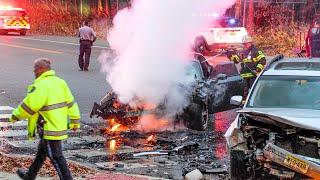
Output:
top-left (9, 114), bottom-right (18, 123)
top-left (252, 70), bottom-right (259, 76)
top-left (69, 123), bottom-right (80, 132)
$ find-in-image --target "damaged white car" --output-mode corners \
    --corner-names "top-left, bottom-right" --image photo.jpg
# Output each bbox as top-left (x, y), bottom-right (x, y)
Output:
top-left (226, 56), bottom-right (320, 179)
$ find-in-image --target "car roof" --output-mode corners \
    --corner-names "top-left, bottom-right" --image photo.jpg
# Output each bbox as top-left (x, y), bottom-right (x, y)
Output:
top-left (263, 57), bottom-right (320, 76)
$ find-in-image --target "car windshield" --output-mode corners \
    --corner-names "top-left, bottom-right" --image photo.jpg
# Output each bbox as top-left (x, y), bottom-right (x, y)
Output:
top-left (184, 61), bottom-right (203, 83)
top-left (248, 76), bottom-right (320, 110)
top-left (0, 10), bottom-right (26, 16)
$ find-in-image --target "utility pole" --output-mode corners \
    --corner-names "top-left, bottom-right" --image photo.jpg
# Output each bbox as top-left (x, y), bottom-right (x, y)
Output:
top-left (248, 0), bottom-right (254, 33)
top-left (80, 0), bottom-right (83, 16)
top-left (243, 0), bottom-right (247, 27)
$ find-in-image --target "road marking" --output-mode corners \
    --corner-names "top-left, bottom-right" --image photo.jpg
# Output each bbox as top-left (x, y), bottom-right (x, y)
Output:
top-left (11, 36), bottom-right (109, 49)
top-left (0, 106), bottom-right (13, 111)
top-left (0, 42), bottom-right (63, 54)
top-left (0, 114), bottom-right (11, 119)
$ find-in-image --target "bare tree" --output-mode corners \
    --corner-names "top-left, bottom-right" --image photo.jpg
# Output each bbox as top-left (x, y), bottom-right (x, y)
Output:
top-left (247, 0), bottom-right (254, 33)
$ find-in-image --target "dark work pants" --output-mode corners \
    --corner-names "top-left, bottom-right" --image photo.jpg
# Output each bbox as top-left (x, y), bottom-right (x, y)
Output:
top-left (243, 77), bottom-right (256, 98)
top-left (25, 139), bottom-right (72, 180)
top-left (78, 40), bottom-right (92, 70)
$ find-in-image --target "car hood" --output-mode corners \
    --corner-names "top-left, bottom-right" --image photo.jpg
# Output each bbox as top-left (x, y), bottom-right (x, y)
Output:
top-left (238, 108), bottom-right (320, 131)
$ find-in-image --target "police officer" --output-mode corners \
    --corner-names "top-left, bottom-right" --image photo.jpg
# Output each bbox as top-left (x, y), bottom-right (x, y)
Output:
top-left (227, 36), bottom-right (266, 98)
top-left (78, 20), bottom-right (96, 71)
top-left (10, 58), bottom-right (81, 180)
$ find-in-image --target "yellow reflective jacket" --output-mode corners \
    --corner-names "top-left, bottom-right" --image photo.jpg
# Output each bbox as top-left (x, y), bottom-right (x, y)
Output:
top-left (11, 70), bottom-right (81, 140)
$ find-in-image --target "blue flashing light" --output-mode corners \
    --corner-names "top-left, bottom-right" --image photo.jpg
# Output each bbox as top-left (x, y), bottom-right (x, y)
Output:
top-left (229, 18), bottom-right (236, 24)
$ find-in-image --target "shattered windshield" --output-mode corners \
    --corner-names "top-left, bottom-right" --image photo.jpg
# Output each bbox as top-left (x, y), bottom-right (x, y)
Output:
top-left (248, 76), bottom-right (320, 110)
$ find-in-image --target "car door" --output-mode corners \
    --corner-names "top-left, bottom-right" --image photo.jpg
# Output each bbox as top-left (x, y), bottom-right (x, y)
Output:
top-left (209, 61), bottom-right (244, 112)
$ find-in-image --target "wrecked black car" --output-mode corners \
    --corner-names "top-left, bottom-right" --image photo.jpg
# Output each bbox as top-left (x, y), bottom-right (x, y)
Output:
top-left (226, 57), bottom-right (320, 179)
top-left (91, 54), bottom-right (243, 131)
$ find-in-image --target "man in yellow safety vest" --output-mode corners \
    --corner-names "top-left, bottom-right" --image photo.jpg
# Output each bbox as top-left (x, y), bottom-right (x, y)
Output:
top-left (10, 58), bottom-right (81, 180)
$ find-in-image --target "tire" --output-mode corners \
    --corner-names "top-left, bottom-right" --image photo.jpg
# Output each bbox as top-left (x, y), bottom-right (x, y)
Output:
top-left (183, 103), bottom-right (208, 131)
top-left (20, 30), bottom-right (27, 36)
top-left (230, 150), bottom-right (249, 180)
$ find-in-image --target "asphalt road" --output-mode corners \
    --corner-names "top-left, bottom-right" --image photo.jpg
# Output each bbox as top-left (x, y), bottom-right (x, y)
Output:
top-left (0, 33), bottom-right (111, 122)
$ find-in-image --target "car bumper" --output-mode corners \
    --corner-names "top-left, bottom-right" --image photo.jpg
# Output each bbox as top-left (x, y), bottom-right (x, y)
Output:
top-left (0, 24), bottom-right (30, 30)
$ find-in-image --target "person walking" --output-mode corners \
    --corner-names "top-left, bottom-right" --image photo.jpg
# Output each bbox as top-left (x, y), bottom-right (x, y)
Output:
top-left (78, 20), bottom-right (96, 71)
top-left (10, 58), bottom-right (81, 180)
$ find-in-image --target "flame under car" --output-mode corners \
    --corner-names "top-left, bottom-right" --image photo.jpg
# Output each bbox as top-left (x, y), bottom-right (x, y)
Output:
top-left (91, 56), bottom-right (244, 131)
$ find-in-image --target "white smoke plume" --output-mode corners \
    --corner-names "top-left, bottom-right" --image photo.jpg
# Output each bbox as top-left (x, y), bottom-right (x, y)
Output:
top-left (99, 0), bottom-right (235, 117)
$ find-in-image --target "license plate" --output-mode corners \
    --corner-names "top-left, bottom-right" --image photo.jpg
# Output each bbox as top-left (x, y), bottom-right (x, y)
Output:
top-left (284, 154), bottom-right (309, 173)
top-left (229, 32), bottom-right (236, 36)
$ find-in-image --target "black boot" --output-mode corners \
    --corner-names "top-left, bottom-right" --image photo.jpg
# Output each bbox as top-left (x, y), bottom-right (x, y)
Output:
top-left (16, 169), bottom-right (27, 179)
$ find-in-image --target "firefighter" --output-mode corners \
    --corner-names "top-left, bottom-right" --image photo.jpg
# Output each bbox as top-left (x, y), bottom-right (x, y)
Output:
top-left (227, 36), bottom-right (266, 98)
top-left (78, 20), bottom-right (96, 71)
top-left (10, 58), bottom-right (81, 180)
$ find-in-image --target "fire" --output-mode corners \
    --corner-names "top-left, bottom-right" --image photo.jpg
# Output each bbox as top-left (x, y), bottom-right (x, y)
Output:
top-left (109, 139), bottom-right (116, 151)
top-left (147, 134), bottom-right (156, 145)
top-left (133, 115), bottom-right (174, 132)
top-left (111, 124), bottom-right (121, 132)
top-left (147, 135), bottom-right (154, 141)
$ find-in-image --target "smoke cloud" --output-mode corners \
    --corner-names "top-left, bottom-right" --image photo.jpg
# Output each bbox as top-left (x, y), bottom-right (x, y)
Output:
top-left (99, 0), bottom-right (235, 118)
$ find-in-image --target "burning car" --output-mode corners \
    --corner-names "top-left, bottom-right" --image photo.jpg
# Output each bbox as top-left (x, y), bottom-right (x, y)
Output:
top-left (91, 54), bottom-right (244, 131)
top-left (226, 56), bottom-right (320, 179)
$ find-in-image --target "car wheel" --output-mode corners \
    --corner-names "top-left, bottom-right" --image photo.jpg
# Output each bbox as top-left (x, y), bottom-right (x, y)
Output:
top-left (183, 103), bottom-right (208, 131)
top-left (230, 150), bottom-right (249, 180)
top-left (20, 30), bottom-right (27, 36)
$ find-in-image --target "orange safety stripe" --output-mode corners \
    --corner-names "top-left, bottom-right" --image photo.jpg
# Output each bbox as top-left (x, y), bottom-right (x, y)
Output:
top-left (70, 119), bottom-right (80, 124)
top-left (21, 102), bottom-right (36, 115)
top-left (44, 130), bottom-right (68, 136)
top-left (40, 102), bottom-right (68, 111)
top-left (67, 101), bottom-right (75, 108)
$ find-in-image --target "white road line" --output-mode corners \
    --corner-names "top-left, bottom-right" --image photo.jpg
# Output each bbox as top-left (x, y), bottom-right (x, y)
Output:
top-left (11, 36), bottom-right (110, 49)
top-left (0, 106), bottom-right (13, 111)
top-left (0, 114), bottom-right (11, 119)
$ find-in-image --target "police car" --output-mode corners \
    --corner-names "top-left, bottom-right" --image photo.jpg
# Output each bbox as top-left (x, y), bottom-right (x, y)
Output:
top-left (193, 17), bottom-right (250, 54)
top-left (0, 6), bottom-right (30, 35)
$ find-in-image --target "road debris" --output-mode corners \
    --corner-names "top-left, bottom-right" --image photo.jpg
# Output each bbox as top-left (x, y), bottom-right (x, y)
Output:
top-left (172, 141), bottom-right (199, 154)
top-left (185, 169), bottom-right (203, 180)
top-left (0, 153), bottom-right (96, 177)
top-left (133, 151), bottom-right (169, 157)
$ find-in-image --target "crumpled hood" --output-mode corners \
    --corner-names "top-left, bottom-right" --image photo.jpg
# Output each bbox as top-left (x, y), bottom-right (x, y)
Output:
top-left (238, 108), bottom-right (320, 132)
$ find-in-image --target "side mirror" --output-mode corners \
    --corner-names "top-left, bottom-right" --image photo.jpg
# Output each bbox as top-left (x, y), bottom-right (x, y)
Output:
top-left (230, 96), bottom-right (243, 106)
